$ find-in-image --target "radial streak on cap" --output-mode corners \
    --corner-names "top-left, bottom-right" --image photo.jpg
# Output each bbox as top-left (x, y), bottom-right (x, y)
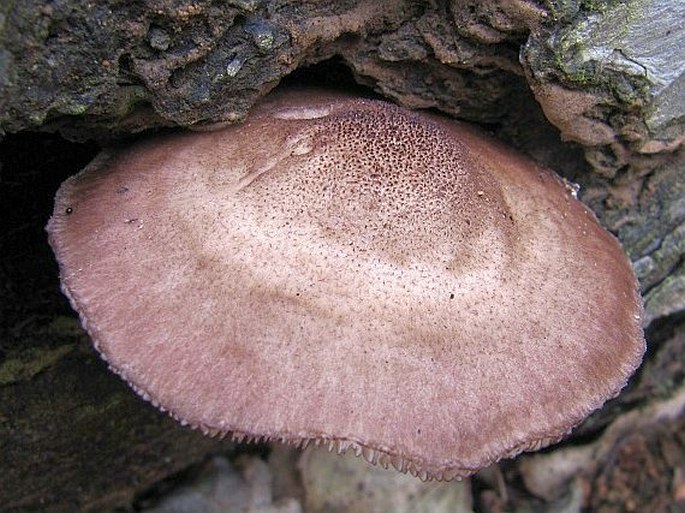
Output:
top-left (46, 89), bottom-right (645, 480)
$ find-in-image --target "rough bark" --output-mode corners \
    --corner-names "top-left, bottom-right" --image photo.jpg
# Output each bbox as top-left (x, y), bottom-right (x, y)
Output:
top-left (0, 0), bottom-right (683, 511)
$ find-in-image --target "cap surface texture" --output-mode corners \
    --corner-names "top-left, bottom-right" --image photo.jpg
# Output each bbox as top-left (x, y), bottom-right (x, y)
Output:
top-left (47, 89), bottom-right (645, 480)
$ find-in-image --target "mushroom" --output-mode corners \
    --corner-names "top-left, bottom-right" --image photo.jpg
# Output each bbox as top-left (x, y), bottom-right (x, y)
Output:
top-left (46, 88), bottom-right (645, 480)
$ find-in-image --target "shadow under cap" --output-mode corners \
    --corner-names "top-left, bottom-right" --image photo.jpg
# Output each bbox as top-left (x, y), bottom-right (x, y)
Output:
top-left (46, 88), bottom-right (645, 481)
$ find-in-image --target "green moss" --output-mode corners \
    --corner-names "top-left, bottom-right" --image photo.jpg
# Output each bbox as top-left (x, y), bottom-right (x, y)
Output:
top-left (41, 315), bottom-right (85, 338)
top-left (110, 85), bottom-right (149, 117)
top-left (645, 268), bottom-right (685, 323)
top-left (0, 343), bottom-right (75, 385)
top-left (72, 392), bottom-right (128, 426)
top-left (580, 0), bottom-right (611, 13)
top-left (0, 1), bottom-right (15, 30)
top-left (551, 0), bottom-right (654, 105)
top-left (0, 317), bottom-right (85, 386)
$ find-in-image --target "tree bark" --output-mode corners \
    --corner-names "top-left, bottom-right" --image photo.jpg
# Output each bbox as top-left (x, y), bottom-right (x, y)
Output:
top-left (1, 1), bottom-right (683, 511)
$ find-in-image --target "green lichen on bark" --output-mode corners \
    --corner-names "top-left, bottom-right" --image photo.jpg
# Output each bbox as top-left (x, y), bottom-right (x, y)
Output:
top-left (0, 327), bottom-right (232, 513)
top-left (0, 342), bottom-right (74, 385)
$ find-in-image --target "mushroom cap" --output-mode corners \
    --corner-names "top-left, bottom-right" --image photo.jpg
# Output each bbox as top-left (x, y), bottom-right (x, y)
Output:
top-left (47, 89), bottom-right (645, 480)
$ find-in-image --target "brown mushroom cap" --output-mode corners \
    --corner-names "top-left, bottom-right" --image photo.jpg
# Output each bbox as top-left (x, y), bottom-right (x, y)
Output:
top-left (46, 89), bottom-right (644, 480)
